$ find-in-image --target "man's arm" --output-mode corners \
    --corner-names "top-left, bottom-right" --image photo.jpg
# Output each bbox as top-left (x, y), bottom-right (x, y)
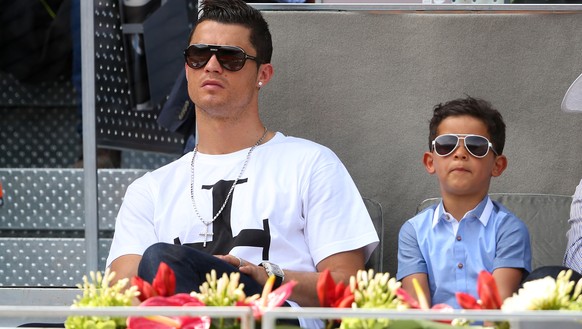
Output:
top-left (233, 248), bottom-right (365, 307)
top-left (492, 267), bottom-right (523, 301)
top-left (109, 254), bottom-right (142, 287)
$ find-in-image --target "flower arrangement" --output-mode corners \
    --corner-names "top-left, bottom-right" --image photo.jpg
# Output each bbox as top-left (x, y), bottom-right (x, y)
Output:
top-left (65, 263), bottom-right (296, 329)
top-left (65, 265), bottom-right (582, 329)
top-left (502, 270), bottom-right (582, 311)
top-left (455, 269), bottom-right (582, 329)
top-left (65, 268), bottom-right (139, 329)
top-left (317, 269), bottom-right (457, 329)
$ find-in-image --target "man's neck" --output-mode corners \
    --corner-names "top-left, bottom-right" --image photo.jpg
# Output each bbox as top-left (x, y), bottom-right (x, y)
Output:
top-left (196, 117), bottom-right (271, 155)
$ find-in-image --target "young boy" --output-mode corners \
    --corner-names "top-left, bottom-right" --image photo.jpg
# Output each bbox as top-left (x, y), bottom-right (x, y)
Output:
top-left (397, 96), bottom-right (532, 309)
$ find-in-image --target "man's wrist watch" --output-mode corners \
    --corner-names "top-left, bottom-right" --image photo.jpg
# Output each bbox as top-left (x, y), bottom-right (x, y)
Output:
top-left (261, 261), bottom-right (285, 289)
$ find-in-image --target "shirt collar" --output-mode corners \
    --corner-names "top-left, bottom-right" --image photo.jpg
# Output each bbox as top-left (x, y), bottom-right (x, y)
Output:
top-left (432, 196), bottom-right (493, 229)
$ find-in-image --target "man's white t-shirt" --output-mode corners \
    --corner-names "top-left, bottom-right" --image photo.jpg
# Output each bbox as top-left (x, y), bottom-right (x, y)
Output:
top-left (107, 131), bottom-right (378, 278)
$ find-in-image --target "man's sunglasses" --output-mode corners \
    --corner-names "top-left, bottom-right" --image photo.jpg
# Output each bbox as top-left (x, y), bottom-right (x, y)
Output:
top-left (431, 134), bottom-right (498, 158)
top-left (184, 44), bottom-right (259, 72)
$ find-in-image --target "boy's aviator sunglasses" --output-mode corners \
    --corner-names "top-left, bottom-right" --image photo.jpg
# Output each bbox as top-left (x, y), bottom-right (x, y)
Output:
top-left (184, 44), bottom-right (259, 72)
top-left (431, 134), bottom-right (498, 158)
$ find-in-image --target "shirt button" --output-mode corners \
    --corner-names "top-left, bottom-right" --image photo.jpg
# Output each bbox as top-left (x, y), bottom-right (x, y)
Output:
top-left (445, 214), bottom-right (450, 220)
top-left (458, 263), bottom-right (464, 269)
top-left (456, 235), bottom-right (462, 241)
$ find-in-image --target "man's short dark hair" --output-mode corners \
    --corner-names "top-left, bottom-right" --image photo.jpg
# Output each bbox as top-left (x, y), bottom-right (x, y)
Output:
top-left (190, 0), bottom-right (273, 64)
top-left (428, 96), bottom-right (506, 155)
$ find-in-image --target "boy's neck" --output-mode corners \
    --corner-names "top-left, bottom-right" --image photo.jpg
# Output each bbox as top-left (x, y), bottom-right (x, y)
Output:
top-left (441, 193), bottom-right (488, 221)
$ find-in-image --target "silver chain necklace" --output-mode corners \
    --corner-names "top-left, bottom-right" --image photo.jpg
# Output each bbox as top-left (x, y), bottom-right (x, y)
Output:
top-left (190, 127), bottom-right (268, 247)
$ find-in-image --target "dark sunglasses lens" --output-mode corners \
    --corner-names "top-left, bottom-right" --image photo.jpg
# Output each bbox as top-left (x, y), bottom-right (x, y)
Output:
top-left (185, 45), bottom-right (212, 69)
top-left (465, 136), bottom-right (490, 157)
top-left (217, 47), bottom-right (246, 71)
top-left (434, 135), bottom-right (458, 156)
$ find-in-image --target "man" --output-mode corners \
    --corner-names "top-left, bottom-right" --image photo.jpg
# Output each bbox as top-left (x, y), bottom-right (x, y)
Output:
top-left (106, 0), bottom-right (379, 322)
top-left (563, 72), bottom-right (582, 275)
top-left (523, 73), bottom-right (582, 283)
top-left (565, 180), bottom-right (582, 273)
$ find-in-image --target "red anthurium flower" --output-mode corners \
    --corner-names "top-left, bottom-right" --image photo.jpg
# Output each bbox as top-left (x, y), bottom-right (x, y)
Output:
top-left (431, 303), bottom-right (454, 311)
top-left (132, 276), bottom-right (158, 302)
top-left (141, 294), bottom-right (205, 307)
top-left (456, 292), bottom-right (481, 310)
top-left (477, 270), bottom-right (502, 310)
top-left (316, 269), bottom-right (354, 308)
top-left (395, 278), bottom-right (431, 309)
top-left (395, 288), bottom-right (421, 309)
top-left (334, 289), bottom-right (355, 309)
top-left (127, 293), bottom-right (210, 329)
top-left (132, 262), bottom-right (177, 302)
top-left (152, 262), bottom-right (177, 297)
top-left (397, 287), bottom-right (454, 311)
top-left (317, 269), bottom-right (336, 307)
top-left (250, 275), bottom-right (297, 319)
top-left (396, 278), bottom-right (453, 323)
top-left (456, 271), bottom-right (502, 310)
top-left (396, 281), bottom-right (453, 324)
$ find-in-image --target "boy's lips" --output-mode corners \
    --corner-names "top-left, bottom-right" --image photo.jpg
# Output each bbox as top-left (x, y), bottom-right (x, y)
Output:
top-left (451, 167), bottom-right (471, 173)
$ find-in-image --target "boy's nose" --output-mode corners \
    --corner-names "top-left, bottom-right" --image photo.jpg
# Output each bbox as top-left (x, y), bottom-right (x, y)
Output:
top-left (453, 140), bottom-right (469, 159)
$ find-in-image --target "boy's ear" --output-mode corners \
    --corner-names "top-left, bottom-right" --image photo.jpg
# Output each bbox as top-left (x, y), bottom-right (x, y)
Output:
top-left (491, 154), bottom-right (508, 177)
top-left (423, 152), bottom-right (436, 174)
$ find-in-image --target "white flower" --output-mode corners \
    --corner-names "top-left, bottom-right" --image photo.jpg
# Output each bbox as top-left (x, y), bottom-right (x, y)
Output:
top-left (502, 270), bottom-right (578, 311)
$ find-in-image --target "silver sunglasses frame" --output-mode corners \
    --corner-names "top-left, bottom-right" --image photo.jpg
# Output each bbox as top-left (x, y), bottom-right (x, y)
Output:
top-left (431, 134), bottom-right (498, 158)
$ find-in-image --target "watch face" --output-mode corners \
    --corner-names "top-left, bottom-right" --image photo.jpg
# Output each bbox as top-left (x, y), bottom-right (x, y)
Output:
top-left (262, 261), bottom-right (284, 277)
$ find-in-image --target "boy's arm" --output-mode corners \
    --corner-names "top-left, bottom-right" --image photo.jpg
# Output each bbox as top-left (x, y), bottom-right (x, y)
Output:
top-left (397, 221), bottom-right (431, 306)
top-left (401, 273), bottom-right (432, 307)
top-left (492, 267), bottom-right (523, 301)
top-left (492, 212), bottom-right (532, 301)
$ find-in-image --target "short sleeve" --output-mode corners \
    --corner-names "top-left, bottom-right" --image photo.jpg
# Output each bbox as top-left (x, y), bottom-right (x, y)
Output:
top-left (397, 221), bottom-right (428, 280)
top-left (493, 215), bottom-right (532, 273)
top-left (106, 173), bottom-right (160, 268)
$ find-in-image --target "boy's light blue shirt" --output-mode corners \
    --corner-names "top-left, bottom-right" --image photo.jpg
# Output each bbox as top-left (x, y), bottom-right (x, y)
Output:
top-left (397, 196), bottom-right (532, 308)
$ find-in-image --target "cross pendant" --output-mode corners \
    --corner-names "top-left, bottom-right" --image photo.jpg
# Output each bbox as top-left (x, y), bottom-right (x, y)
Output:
top-left (199, 224), bottom-right (213, 247)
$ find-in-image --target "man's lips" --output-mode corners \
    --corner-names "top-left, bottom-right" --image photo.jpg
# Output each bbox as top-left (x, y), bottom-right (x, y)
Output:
top-left (451, 167), bottom-right (471, 173)
top-left (201, 79), bottom-right (224, 88)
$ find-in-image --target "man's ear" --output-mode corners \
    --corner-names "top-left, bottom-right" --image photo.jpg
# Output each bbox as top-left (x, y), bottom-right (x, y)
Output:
top-left (492, 154), bottom-right (508, 177)
top-left (257, 63), bottom-right (274, 87)
top-left (423, 152), bottom-right (436, 175)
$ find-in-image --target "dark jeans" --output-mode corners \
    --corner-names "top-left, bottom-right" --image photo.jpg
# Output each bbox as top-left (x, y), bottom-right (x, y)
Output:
top-left (522, 265), bottom-right (582, 288)
top-left (138, 242), bottom-right (264, 295)
top-left (139, 243), bottom-right (300, 326)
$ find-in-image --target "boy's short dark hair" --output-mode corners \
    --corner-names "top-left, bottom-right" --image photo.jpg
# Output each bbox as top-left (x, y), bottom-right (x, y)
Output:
top-left (190, 0), bottom-right (273, 65)
top-left (428, 96), bottom-right (506, 155)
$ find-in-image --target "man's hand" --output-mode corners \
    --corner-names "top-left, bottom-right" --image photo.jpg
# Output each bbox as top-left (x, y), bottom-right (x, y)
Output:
top-left (219, 249), bottom-right (366, 307)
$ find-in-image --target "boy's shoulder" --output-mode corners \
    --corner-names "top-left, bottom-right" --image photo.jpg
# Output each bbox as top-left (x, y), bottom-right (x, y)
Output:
top-left (489, 199), bottom-right (529, 228)
top-left (405, 203), bottom-right (439, 228)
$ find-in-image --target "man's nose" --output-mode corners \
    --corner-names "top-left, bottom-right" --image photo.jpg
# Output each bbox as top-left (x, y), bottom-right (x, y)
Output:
top-left (204, 54), bottom-right (222, 72)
